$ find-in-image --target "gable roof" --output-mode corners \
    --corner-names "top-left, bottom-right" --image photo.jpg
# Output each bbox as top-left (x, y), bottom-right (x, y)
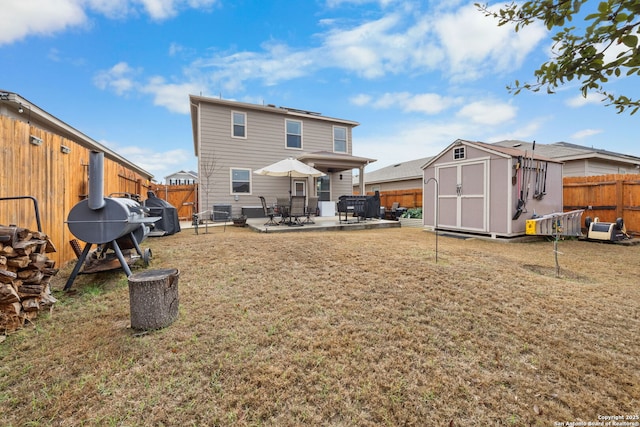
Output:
top-left (423, 139), bottom-right (558, 169)
top-left (165, 170), bottom-right (198, 180)
top-left (357, 156), bottom-right (432, 185)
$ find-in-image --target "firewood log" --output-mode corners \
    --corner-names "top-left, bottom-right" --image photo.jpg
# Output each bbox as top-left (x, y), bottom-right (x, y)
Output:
top-left (0, 245), bottom-right (15, 257)
top-left (22, 298), bottom-right (40, 312)
top-left (0, 269), bottom-right (17, 284)
top-left (7, 256), bottom-right (30, 269)
top-left (0, 284), bottom-right (20, 304)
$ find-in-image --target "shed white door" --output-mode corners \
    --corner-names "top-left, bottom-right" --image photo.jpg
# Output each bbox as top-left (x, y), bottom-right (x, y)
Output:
top-left (437, 160), bottom-right (488, 232)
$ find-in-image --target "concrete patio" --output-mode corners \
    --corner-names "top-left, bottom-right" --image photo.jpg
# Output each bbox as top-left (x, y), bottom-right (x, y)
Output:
top-left (180, 215), bottom-right (402, 234)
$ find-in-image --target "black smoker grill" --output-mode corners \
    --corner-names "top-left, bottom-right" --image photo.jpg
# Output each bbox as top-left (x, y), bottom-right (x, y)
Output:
top-left (144, 190), bottom-right (181, 236)
top-left (64, 151), bottom-right (160, 290)
top-left (336, 192), bottom-right (381, 223)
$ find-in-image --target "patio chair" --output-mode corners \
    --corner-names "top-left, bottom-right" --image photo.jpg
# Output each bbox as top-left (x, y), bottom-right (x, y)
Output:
top-left (259, 196), bottom-right (279, 226)
top-left (289, 195), bottom-right (306, 226)
top-left (276, 197), bottom-right (290, 224)
top-left (303, 196), bottom-right (319, 224)
top-left (390, 202), bottom-right (406, 220)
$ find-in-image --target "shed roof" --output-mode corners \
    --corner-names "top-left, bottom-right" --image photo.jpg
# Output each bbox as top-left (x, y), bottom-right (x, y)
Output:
top-left (423, 139), bottom-right (559, 169)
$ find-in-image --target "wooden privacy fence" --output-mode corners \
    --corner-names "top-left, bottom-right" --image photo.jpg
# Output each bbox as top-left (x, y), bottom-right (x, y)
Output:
top-left (369, 189), bottom-right (423, 210)
top-left (563, 174), bottom-right (640, 236)
top-left (148, 174), bottom-right (640, 234)
top-left (149, 184), bottom-right (198, 220)
top-left (0, 115), bottom-right (152, 267)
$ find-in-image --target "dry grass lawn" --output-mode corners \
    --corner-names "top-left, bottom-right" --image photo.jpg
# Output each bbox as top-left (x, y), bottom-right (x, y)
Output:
top-left (1, 225), bottom-right (639, 426)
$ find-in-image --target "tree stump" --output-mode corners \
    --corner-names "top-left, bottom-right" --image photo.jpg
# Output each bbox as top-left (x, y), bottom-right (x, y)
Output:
top-left (128, 268), bottom-right (179, 330)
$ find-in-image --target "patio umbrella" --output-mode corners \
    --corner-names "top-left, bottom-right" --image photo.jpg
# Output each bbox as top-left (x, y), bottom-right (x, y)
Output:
top-left (254, 157), bottom-right (325, 194)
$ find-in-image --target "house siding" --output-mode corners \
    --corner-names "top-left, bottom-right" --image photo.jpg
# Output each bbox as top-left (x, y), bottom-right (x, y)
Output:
top-left (194, 99), bottom-right (359, 217)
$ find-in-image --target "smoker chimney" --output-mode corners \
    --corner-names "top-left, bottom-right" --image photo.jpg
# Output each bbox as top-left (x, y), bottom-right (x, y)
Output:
top-left (88, 151), bottom-right (106, 210)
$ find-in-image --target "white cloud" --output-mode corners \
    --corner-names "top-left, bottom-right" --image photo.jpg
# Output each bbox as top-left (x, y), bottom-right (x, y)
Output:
top-left (566, 92), bottom-right (607, 108)
top-left (457, 100), bottom-right (517, 125)
top-left (95, 62), bottom-right (204, 113)
top-left (433, 3), bottom-right (547, 81)
top-left (353, 119), bottom-right (481, 170)
top-left (195, 42), bottom-right (315, 93)
top-left (102, 139), bottom-right (194, 180)
top-left (141, 77), bottom-right (203, 113)
top-left (0, 0), bottom-right (87, 45)
top-left (0, 0), bottom-right (218, 45)
top-left (94, 62), bottom-right (141, 95)
top-left (169, 42), bottom-right (184, 56)
top-left (485, 118), bottom-right (545, 142)
top-left (325, 0), bottom-right (397, 8)
top-left (571, 128), bottom-right (602, 140)
top-left (350, 94), bottom-right (373, 106)
top-left (353, 91), bottom-right (461, 114)
top-left (187, 2), bottom-right (546, 94)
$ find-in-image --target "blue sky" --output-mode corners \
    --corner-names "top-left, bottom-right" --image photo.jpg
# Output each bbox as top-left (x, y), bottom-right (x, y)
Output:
top-left (2, 0), bottom-right (638, 182)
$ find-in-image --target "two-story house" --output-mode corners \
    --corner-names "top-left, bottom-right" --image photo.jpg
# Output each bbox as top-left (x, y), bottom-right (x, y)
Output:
top-left (189, 95), bottom-right (375, 218)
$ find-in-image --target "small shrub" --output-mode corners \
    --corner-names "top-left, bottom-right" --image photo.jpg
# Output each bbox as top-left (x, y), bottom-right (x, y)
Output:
top-left (401, 208), bottom-right (422, 219)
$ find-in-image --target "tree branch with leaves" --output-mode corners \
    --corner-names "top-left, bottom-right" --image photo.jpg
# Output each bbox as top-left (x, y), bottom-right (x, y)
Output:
top-left (476, 0), bottom-right (640, 114)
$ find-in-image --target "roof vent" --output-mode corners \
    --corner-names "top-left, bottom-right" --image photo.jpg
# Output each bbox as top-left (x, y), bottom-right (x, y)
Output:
top-left (512, 143), bottom-right (522, 147)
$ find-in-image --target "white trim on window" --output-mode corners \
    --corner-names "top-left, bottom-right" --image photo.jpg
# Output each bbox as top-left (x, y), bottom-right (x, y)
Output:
top-left (453, 146), bottom-right (466, 160)
top-left (285, 119), bottom-right (303, 149)
top-left (230, 167), bottom-right (252, 195)
top-left (231, 111), bottom-right (247, 139)
top-left (333, 125), bottom-right (347, 153)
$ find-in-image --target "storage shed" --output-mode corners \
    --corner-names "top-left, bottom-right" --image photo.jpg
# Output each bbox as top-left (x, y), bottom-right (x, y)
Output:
top-left (422, 139), bottom-right (564, 238)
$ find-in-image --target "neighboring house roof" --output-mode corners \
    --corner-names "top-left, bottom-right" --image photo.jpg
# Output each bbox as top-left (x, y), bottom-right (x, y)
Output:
top-left (355, 156), bottom-right (433, 186)
top-left (189, 95), bottom-right (360, 157)
top-left (492, 140), bottom-right (640, 165)
top-left (0, 90), bottom-right (153, 180)
top-left (165, 170), bottom-right (198, 180)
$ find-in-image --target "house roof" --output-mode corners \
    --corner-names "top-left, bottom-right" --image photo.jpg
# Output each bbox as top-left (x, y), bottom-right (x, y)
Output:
top-left (0, 90), bottom-right (153, 179)
top-left (297, 151), bottom-right (376, 171)
top-left (492, 140), bottom-right (640, 165)
top-left (190, 95), bottom-right (360, 156)
top-left (165, 170), bottom-right (198, 180)
top-left (355, 156), bottom-right (433, 186)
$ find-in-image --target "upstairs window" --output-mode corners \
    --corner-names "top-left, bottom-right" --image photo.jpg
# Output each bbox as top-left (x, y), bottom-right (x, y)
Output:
top-left (232, 111), bottom-right (246, 138)
top-left (286, 119), bottom-right (302, 149)
top-left (334, 126), bottom-right (347, 153)
top-left (231, 168), bottom-right (251, 194)
top-left (453, 146), bottom-right (465, 160)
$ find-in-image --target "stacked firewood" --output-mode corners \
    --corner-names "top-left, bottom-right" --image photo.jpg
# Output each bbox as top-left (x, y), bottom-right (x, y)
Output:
top-left (0, 225), bottom-right (59, 334)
